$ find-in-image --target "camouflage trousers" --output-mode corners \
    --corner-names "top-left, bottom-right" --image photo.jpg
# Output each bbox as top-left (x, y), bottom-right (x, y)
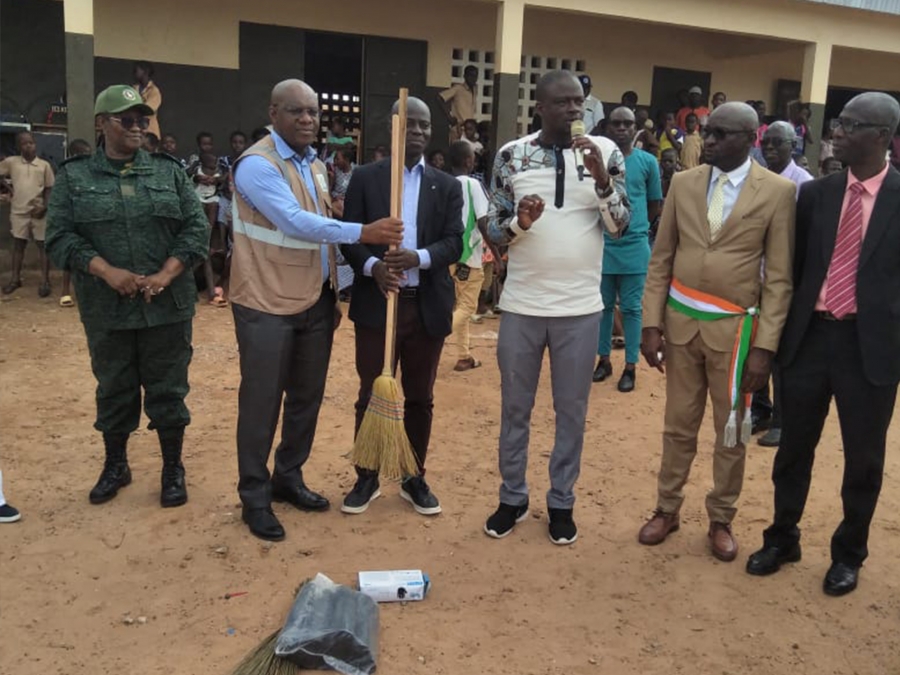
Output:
top-left (84, 320), bottom-right (193, 435)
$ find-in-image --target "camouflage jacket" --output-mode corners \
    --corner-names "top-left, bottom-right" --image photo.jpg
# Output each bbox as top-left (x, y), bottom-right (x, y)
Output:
top-left (46, 148), bottom-right (209, 331)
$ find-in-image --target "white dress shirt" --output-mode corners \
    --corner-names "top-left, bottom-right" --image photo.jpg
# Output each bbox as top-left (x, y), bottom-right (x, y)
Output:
top-left (707, 157), bottom-right (752, 223)
top-left (583, 95), bottom-right (605, 133)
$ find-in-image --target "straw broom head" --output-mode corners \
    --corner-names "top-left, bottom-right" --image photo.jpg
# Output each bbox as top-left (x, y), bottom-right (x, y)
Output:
top-left (228, 630), bottom-right (299, 675)
top-left (351, 374), bottom-right (420, 480)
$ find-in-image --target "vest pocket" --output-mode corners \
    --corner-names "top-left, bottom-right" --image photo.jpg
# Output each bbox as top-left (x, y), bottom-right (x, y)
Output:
top-left (265, 245), bottom-right (314, 267)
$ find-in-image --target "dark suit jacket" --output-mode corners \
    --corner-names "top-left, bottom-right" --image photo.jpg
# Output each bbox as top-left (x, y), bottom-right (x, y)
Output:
top-left (341, 159), bottom-right (463, 338)
top-left (778, 166), bottom-right (900, 386)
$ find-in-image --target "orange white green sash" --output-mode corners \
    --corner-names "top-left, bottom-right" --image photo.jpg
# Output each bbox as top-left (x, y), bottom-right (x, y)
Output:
top-left (667, 279), bottom-right (758, 447)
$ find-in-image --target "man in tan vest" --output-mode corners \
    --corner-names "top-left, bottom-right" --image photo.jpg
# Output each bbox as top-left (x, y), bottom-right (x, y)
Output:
top-left (637, 102), bottom-right (796, 562)
top-left (231, 79), bottom-right (403, 541)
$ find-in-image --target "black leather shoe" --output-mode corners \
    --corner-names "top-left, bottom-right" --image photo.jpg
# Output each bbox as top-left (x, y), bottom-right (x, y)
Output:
top-left (272, 482), bottom-right (330, 512)
top-left (89, 463), bottom-right (132, 504)
top-left (751, 415), bottom-right (772, 435)
top-left (746, 542), bottom-right (802, 576)
top-left (617, 369), bottom-right (636, 393)
top-left (823, 562), bottom-right (859, 596)
top-left (160, 464), bottom-right (188, 508)
top-left (592, 360), bottom-right (613, 383)
top-left (242, 507), bottom-right (285, 542)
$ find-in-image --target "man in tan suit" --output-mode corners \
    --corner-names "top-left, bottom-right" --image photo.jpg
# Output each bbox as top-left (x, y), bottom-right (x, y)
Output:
top-left (638, 102), bottom-right (796, 561)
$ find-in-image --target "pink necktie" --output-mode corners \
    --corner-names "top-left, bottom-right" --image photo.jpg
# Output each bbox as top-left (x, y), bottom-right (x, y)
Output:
top-left (825, 182), bottom-right (866, 319)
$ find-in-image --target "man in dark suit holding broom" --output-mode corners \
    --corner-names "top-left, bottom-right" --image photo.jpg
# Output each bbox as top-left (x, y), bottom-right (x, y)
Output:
top-left (341, 97), bottom-right (463, 516)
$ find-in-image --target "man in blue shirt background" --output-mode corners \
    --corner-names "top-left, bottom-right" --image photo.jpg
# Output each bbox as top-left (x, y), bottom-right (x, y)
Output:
top-left (594, 106), bottom-right (663, 392)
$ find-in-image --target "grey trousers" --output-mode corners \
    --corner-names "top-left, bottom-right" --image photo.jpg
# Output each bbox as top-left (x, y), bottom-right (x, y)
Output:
top-left (232, 289), bottom-right (335, 510)
top-left (497, 310), bottom-right (601, 509)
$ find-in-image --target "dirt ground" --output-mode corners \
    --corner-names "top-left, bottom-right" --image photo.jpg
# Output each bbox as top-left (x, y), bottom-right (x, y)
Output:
top-left (1, 271), bottom-right (899, 675)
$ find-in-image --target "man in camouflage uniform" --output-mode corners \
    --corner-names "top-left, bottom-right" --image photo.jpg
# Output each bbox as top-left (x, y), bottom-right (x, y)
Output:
top-left (46, 85), bottom-right (209, 508)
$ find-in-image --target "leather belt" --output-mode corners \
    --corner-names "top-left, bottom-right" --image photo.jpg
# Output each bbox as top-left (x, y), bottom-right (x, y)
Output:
top-left (814, 311), bottom-right (856, 321)
top-left (399, 287), bottom-right (418, 299)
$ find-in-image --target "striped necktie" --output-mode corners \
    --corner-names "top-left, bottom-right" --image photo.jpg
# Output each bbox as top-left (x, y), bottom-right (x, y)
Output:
top-left (708, 173), bottom-right (730, 238)
top-left (824, 182), bottom-right (867, 319)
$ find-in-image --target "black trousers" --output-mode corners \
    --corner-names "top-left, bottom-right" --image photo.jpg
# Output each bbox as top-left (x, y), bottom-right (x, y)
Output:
top-left (764, 317), bottom-right (898, 567)
top-left (233, 288), bottom-right (335, 509)
top-left (354, 295), bottom-right (445, 474)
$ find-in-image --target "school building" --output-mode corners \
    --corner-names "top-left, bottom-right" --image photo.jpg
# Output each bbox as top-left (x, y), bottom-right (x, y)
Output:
top-left (2, 0), bottom-right (900, 173)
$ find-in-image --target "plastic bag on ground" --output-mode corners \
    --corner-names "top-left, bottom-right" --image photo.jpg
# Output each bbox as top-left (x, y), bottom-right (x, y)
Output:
top-left (275, 573), bottom-right (379, 675)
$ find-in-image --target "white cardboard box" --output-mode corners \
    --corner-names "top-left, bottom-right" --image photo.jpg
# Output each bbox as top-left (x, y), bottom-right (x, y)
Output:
top-left (358, 570), bottom-right (429, 603)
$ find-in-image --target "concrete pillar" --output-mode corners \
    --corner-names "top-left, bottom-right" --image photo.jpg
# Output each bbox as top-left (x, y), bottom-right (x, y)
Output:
top-left (491, 0), bottom-right (525, 154)
top-left (64, 0), bottom-right (96, 149)
top-left (800, 41), bottom-right (832, 174)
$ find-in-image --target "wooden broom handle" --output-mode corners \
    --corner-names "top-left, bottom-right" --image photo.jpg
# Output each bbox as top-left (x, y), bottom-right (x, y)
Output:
top-left (383, 89), bottom-right (408, 372)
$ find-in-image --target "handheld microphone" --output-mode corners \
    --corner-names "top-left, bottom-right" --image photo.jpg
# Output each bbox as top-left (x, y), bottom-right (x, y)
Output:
top-left (570, 119), bottom-right (586, 181)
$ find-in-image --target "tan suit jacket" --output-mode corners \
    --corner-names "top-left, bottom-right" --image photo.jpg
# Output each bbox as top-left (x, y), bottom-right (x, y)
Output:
top-left (643, 161), bottom-right (796, 353)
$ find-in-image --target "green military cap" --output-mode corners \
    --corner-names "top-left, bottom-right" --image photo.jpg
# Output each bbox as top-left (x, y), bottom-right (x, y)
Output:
top-left (94, 85), bottom-right (154, 116)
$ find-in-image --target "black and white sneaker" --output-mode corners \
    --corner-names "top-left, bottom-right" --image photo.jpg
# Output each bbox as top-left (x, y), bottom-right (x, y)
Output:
top-left (399, 476), bottom-right (442, 516)
top-left (341, 474), bottom-right (381, 514)
top-left (0, 503), bottom-right (21, 523)
top-left (484, 501), bottom-right (529, 539)
top-left (548, 508), bottom-right (578, 545)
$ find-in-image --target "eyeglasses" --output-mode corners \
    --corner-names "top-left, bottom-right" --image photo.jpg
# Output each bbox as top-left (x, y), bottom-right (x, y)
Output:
top-left (609, 120), bottom-right (635, 128)
top-left (760, 137), bottom-right (793, 148)
top-left (701, 127), bottom-right (749, 141)
top-left (110, 115), bottom-right (151, 130)
top-left (831, 118), bottom-right (887, 134)
top-left (280, 106), bottom-right (320, 119)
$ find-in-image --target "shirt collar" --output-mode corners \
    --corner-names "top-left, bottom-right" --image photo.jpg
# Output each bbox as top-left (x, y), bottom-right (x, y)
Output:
top-left (404, 157), bottom-right (426, 174)
top-left (780, 160), bottom-right (798, 177)
top-left (270, 129), bottom-right (317, 165)
top-left (848, 162), bottom-right (890, 196)
top-left (711, 157), bottom-right (752, 188)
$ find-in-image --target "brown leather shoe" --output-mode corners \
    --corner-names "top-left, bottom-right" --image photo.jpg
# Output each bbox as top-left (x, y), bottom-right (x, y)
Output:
top-left (638, 510), bottom-right (680, 545)
top-left (709, 522), bottom-right (738, 562)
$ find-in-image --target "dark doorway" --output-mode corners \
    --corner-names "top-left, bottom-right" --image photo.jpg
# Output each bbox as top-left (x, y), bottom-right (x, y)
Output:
top-left (362, 36), bottom-right (428, 162)
top-left (650, 66), bottom-right (713, 120)
top-left (305, 31), bottom-right (363, 156)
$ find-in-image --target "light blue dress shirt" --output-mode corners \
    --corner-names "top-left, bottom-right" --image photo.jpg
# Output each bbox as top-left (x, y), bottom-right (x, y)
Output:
top-left (362, 157), bottom-right (431, 287)
top-left (234, 130), bottom-right (364, 279)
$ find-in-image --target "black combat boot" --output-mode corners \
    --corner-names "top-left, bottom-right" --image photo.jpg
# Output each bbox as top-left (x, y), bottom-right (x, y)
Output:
top-left (89, 433), bottom-right (132, 504)
top-left (159, 428), bottom-right (187, 508)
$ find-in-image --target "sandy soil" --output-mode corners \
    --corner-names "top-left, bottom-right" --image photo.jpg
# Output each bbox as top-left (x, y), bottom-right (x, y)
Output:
top-left (1, 272), bottom-right (899, 675)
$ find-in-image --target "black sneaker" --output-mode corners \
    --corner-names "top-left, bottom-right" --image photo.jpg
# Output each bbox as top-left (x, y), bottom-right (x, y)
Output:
top-left (341, 474), bottom-right (381, 514)
top-left (592, 360), bottom-right (613, 383)
top-left (400, 476), bottom-right (442, 516)
top-left (484, 501), bottom-right (529, 539)
top-left (548, 508), bottom-right (578, 545)
top-left (0, 503), bottom-right (21, 523)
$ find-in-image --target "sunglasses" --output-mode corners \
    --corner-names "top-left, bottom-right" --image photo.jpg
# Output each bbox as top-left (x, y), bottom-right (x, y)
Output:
top-left (760, 137), bottom-right (793, 148)
top-left (609, 120), bottom-right (635, 128)
top-left (831, 118), bottom-right (887, 134)
top-left (701, 127), bottom-right (749, 141)
top-left (110, 115), bottom-right (151, 130)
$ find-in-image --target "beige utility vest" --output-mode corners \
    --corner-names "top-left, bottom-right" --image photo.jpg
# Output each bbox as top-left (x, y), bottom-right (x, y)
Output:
top-left (230, 137), bottom-right (339, 315)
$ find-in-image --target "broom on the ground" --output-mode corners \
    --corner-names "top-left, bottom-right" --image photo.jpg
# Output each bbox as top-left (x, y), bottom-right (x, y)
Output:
top-left (350, 89), bottom-right (420, 481)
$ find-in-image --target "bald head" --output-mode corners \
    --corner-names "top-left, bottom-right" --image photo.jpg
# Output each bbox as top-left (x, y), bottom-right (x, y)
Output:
top-left (708, 102), bottom-right (759, 132)
top-left (392, 96), bottom-right (430, 118)
top-left (271, 79), bottom-right (316, 106)
top-left (536, 70), bottom-right (581, 103)
top-left (268, 79), bottom-right (320, 153)
top-left (845, 92), bottom-right (900, 143)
